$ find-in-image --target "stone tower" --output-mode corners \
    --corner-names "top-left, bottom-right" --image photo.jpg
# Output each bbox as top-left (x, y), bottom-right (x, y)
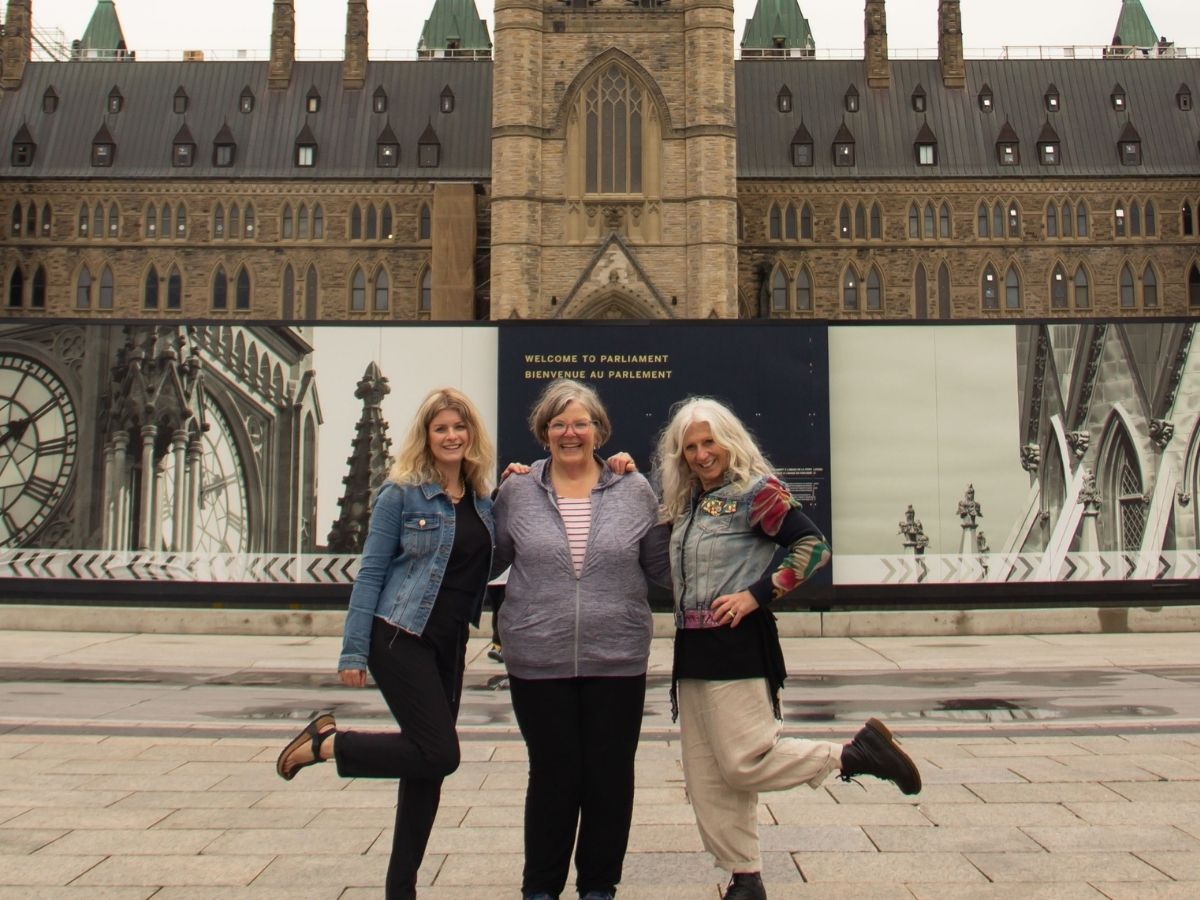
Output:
top-left (344, 0), bottom-right (368, 90)
top-left (269, 0), bottom-right (296, 90)
top-left (865, 1), bottom-right (890, 89)
top-left (491, 0), bottom-right (739, 319)
top-left (1, 0), bottom-right (32, 90)
top-left (938, 0), bottom-right (965, 88)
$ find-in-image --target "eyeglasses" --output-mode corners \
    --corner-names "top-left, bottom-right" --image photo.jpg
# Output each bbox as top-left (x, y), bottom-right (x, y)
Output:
top-left (548, 420), bottom-right (594, 436)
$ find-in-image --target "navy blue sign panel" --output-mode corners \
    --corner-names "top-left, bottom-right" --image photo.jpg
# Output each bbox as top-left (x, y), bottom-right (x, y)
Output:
top-left (496, 322), bottom-right (833, 577)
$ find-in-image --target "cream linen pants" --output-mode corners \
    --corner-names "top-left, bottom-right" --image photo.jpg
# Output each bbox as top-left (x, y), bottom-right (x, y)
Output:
top-left (678, 678), bottom-right (842, 873)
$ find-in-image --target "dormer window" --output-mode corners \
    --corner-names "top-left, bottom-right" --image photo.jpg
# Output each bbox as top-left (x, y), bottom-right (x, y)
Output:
top-left (239, 87), bottom-right (255, 114)
top-left (418, 122), bottom-right (441, 167)
top-left (1111, 83), bottom-right (1126, 111)
top-left (373, 86), bottom-right (388, 114)
top-left (107, 87), bottom-right (123, 114)
top-left (295, 123), bottom-right (317, 167)
top-left (306, 87), bottom-right (320, 114)
top-left (978, 84), bottom-right (994, 113)
top-left (790, 122), bottom-right (813, 167)
top-left (844, 85), bottom-right (859, 113)
top-left (914, 123), bottom-right (937, 166)
top-left (1178, 84), bottom-right (1193, 111)
top-left (1038, 122), bottom-right (1061, 166)
top-left (1118, 123), bottom-right (1142, 165)
top-left (440, 85), bottom-right (455, 114)
top-left (172, 124), bottom-right (195, 167)
top-left (11, 125), bottom-right (35, 167)
top-left (996, 121), bottom-right (1019, 166)
top-left (777, 85), bottom-right (792, 114)
top-left (833, 123), bottom-right (855, 167)
top-left (92, 124), bottom-right (116, 167)
top-left (1044, 84), bottom-right (1060, 113)
top-left (911, 84), bottom-right (927, 113)
top-left (212, 123), bottom-right (236, 167)
top-left (174, 87), bottom-right (189, 115)
top-left (376, 123), bottom-right (399, 168)
top-left (42, 87), bottom-right (58, 114)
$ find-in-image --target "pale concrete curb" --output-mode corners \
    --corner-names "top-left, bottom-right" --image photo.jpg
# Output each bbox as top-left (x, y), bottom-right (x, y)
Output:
top-left (1, 603), bottom-right (1199, 637)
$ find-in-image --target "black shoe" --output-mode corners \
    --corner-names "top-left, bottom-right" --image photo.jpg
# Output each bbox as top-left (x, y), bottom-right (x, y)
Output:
top-left (722, 872), bottom-right (766, 900)
top-left (487, 641), bottom-right (504, 663)
top-left (839, 717), bottom-right (921, 795)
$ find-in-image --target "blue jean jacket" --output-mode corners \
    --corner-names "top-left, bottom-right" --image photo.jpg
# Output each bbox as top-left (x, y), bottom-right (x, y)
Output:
top-left (338, 480), bottom-right (495, 671)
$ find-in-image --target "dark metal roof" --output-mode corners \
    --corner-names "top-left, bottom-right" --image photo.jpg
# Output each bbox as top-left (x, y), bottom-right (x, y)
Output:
top-left (736, 57), bottom-right (1200, 179)
top-left (0, 60), bottom-right (492, 180)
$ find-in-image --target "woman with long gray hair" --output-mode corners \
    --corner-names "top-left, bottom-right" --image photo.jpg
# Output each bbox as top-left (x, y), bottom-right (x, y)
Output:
top-left (655, 396), bottom-right (921, 900)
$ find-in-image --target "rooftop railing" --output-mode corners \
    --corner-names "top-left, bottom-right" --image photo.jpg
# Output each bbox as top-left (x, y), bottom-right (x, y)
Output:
top-left (32, 46), bottom-right (494, 63)
top-left (738, 44), bottom-right (1193, 61)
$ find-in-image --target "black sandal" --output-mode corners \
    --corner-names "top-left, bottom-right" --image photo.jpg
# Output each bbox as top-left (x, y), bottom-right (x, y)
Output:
top-left (276, 713), bottom-right (336, 781)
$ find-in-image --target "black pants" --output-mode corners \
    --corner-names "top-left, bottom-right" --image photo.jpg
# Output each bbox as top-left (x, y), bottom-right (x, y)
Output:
top-left (334, 614), bottom-right (468, 900)
top-left (508, 674), bottom-right (647, 898)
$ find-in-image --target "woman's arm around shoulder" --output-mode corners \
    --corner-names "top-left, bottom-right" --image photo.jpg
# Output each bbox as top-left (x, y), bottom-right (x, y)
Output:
top-left (338, 481), bottom-right (406, 673)
top-left (628, 472), bottom-right (672, 589)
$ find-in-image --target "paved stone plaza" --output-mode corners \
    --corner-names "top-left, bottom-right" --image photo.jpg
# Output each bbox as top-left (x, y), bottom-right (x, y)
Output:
top-left (3, 628), bottom-right (1200, 898)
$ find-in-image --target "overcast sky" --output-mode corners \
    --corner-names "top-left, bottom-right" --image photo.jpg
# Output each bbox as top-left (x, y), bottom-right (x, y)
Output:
top-left (32, 1), bottom-right (1196, 58)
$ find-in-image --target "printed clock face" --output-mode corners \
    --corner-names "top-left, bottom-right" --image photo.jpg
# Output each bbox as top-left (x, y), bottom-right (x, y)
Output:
top-left (0, 353), bottom-right (78, 547)
top-left (195, 398), bottom-right (249, 553)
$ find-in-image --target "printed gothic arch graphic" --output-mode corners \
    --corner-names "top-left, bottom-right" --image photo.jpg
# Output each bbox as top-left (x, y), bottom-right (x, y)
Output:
top-left (555, 233), bottom-right (671, 320)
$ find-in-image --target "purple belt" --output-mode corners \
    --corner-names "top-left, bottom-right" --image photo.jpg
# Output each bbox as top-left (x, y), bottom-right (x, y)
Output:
top-left (681, 609), bottom-right (726, 630)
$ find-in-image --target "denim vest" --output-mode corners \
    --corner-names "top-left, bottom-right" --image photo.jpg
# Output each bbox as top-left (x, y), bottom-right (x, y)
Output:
top-left (339, 480), bottom-right (495, 671)
top-left (670, 475), bottom-right (776, 626)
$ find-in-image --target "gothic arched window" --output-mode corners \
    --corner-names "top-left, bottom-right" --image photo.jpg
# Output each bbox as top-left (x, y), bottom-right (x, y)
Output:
top-left (795, 267), bottom-right (812, 310)
top-left (770, 267), bottom-right (788, 312)
top-left (235, 266), bottom-right (251, 310)
top-left (585, 64), bottom-right (643, 194)
top-left (145, 266), bottom-right (159, 309)
top-left (76, 266), bottom-right (91, 309)
top-left (350, 267), bottom-right (365, 311)
top-left (373, 269), bottom-right (389, 311)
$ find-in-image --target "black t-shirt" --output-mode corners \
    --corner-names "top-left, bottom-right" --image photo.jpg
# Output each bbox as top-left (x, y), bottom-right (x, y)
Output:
top-left (431, 490), bottom-right (490, 623)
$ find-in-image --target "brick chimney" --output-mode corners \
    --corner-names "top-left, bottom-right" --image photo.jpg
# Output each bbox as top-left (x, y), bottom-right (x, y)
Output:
top-left (939, 0), bottom-right (966, 88)
top-left (865, 1), bottom-right (890, 89)
top-left (344, 1), bottom-right (368, 90)
top-left (1, 0), bottom-right (33, 91)
top-left (269, 0), bottom-right (295, 90)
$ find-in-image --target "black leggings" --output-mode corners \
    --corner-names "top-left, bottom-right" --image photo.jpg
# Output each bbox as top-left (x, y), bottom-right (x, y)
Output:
top-left (334, 614), bottom-right (468, 900)
top-left (509, 673), bottom-right (647, 897)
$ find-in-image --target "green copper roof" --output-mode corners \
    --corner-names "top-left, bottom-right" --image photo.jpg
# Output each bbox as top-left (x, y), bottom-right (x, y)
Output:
top-left (79, 0), bottom-right (127, 55)
top-left (418, 0), bottom-right (492, 52)
top-left (1112, 0), bottom-right (1158, 48)
top-left (741, 0), bottom-right (815, 51)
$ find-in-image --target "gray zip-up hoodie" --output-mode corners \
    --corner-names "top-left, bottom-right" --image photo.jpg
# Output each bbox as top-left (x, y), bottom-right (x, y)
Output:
top-left (493, 457), bottom-right (670, 680)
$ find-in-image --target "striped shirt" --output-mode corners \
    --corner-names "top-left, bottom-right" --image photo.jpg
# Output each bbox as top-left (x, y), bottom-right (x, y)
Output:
top-left (557, 496), bottom-right (592, 576)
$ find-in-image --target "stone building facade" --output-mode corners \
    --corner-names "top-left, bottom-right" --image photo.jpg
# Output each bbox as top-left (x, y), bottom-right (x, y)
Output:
top-left (0, 0), bottom-right (1196, 322)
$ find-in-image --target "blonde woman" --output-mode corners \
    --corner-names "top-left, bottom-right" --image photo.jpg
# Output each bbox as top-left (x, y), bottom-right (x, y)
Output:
top-left (655, 397), bottom-right (920, 900)
top-left (276, 387), bottom-right (496, 900)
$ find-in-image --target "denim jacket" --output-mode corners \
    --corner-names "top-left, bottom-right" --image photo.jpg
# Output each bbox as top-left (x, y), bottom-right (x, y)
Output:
top-left (670, 475), bottom-right (777, 627)
top-left (338, 480), bottom-right (495, 671)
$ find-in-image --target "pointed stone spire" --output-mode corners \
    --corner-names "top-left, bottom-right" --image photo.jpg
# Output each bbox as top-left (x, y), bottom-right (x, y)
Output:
top-left (344, 1), bottom-right (368, 90)
top-left (76, 0), bottom-right (128, 60)
top-left (418, 0), bottom-right (492, 56)
top-left (269, 1), bottom-right (296, 90)
top-left (326, 362), bottom-right (392, 555)
top-left (741, 0), bottom-right (815, 53)
top-left (865, 1), bottom-right (889, 89)
top-left (1, 0), bottom-right (32, 90)
top-left (938, 0), bottom-right (965, 89)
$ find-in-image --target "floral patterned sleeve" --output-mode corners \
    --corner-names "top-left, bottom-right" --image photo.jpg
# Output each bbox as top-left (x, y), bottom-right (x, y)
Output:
top-left (746, 477), bottom-right (831, 604)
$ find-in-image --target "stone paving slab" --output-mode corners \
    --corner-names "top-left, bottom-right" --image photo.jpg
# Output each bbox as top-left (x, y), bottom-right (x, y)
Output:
top-left (1093, 884), bottom-right (1200, 899)
top-left (966, 850), bottom-right (1168, 882)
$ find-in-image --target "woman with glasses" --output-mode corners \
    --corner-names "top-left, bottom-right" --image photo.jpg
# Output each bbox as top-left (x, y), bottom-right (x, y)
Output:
top-left (493, 379), bottom-right (670, 900)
